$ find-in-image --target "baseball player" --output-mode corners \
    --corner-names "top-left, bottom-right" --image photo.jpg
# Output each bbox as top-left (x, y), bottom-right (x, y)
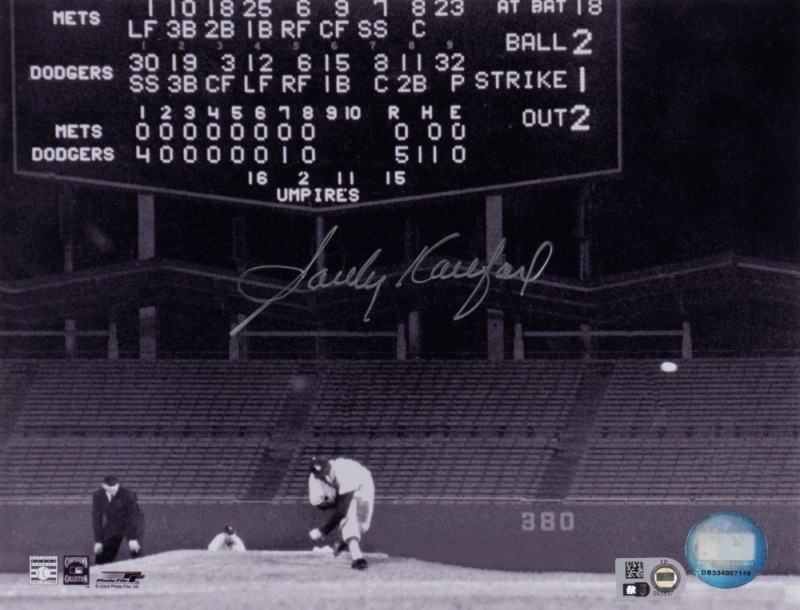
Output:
top-left (208, 525), bottom-right (246, 551)
top-left (307, 456), bottom-right (374, 570)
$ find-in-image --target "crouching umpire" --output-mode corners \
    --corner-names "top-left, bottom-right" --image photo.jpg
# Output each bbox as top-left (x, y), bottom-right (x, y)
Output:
top-left (92, 475), bottom-right (144, 564)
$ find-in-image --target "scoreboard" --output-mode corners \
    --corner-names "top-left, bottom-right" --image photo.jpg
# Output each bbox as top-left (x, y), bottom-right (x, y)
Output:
top-left (11, 0), bottom-right (621, 210)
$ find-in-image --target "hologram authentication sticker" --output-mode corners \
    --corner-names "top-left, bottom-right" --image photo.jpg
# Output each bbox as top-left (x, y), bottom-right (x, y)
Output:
top-left (685, 512), bottom-right (767, 588)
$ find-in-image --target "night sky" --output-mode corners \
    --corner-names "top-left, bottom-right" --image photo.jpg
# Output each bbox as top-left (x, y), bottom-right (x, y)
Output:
top-left (594, 0), bottom-right (799, 272)
top-left (0, 0), bottom-right (798, 280)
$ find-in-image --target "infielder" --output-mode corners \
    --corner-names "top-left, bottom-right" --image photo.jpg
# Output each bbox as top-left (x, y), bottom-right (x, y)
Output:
top-left (207, 525), bottom-right (246, 551)
top-left (308, 456), bottom-right (374, 570)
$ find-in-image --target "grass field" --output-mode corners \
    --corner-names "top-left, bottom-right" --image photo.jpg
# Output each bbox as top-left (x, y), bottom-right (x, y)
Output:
top-left (2, 550), bottom-right (798, 609)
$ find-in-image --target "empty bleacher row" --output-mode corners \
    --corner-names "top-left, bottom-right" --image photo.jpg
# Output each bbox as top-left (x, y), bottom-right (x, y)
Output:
top-left (594, 359), bottom-right (800, 438)
top-left (0, 360), bottom-right (306, 501)
top-left (0, 358), bottom-right (797, 503)
top-left (0, 436), bottom-right (268, 503)
top-left (8, 360), bottom-right (305, 438)
top-left (274, 438), bottom-right (555, 501)
top-left (568, 438), bottom-right (800, 501)
top-left (569, 359), bottom-right (800, 500)
top-left (308, 360), bottom-right (583, 438)
top-left (4, 360), bottom-right (584, 440)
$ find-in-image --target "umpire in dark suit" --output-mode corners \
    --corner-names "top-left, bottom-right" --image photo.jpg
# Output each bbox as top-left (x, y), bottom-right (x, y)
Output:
top-left (92, 475), bottom-right (144, 564)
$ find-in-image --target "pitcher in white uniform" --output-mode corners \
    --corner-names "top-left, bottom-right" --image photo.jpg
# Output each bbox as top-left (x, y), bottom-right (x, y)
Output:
top-left (308, 456), bottom-right (375, 570)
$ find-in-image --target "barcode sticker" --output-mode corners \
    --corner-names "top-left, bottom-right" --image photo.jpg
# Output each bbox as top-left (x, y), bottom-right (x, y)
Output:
top-left (625, 560), bottom-right (645, 579)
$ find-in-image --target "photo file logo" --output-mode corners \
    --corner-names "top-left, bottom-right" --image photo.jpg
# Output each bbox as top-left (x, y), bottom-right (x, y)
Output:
top-left (97, 571), bottom-right (146, 584)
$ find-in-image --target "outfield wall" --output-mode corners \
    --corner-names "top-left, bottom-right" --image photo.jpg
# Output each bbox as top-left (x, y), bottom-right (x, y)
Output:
top-left (1, 502), bottom-right (797, 575)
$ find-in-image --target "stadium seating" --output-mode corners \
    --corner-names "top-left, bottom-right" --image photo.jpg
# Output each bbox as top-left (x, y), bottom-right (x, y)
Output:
top-left (568, 437), bottom-right (799, 500)
top-left (275, 438), bottom-right (555, 501)
top-left (595, 359), bottom-right (799, 438)
top-left (0, 358), bottom-right (797, 503)
top-left (10, 360), bottom-right (302, 437)
top-left (308, 360), bottom-right (583, 438)
top-left (568, 359), bottom-right (800, 500)
top-left (0, 436), bottom-right (267, 503)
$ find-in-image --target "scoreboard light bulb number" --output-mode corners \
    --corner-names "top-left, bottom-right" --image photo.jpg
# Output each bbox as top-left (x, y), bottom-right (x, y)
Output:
top-left (385, 170), bottom-right (406, 185)
top-left (247, 170), bottom-right (269, 185)
top-left (325, 106), bottom-right (362, 121)
top-left (15, 0), bottom-right (619, 207)
top-left (576, 0), bottom-right (604, 16)
top-left (522, 105), bottom-right (591, 131)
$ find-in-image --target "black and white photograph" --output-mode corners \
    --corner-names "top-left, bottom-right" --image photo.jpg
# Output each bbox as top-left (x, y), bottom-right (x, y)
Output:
top-left (0, 0), bottom-right (798, 607)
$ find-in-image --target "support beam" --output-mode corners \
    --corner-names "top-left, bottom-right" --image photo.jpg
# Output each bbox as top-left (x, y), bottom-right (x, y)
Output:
top-left (581, 323), bottom-right (593, 360)
top-left (513, 322), bottom-right (524, 360)
top-left (578, 186), bottom-right (592, 281)
top-left (408, 311), bottom-right (421, 358)
top-left (485, 194), bottom-right (504, 360)
top-left (139, 306), bottom-right (157, 360)
top-left (138, 195), bottom-right (156, 358)
top-left (485, 194), bottom-right (504, 261)
top-left (108, 322), bottom-right (119, 360)
top-left (396, 322), bottom-right (407, 360)
top-left (65, 319), bottom-right (76, 358)
top-left (487, 309), bottom-right (504, 361)
top-left (60, 187), bottom-right (75, 273)
top-left (682, 321), bottom-right (693, 359)
top-left (315, 215), bottom-right (326, 273)
top-left (138, 194), bottom-right (155, 260)
top-left (229, 314), bottom-right (247, 360)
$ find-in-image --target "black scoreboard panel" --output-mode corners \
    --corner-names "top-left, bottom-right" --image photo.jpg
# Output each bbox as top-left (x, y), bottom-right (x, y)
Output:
top-left (11, 0), bottom-right (620, 210)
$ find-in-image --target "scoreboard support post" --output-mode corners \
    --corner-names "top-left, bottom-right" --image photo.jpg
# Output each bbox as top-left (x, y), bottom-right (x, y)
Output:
top-left (486, 195), bottom-right (505, 360)
top-left (138, 193), bottom-right (157, 359)
top-left (314, 216), bottom-right (327, 273)
top-left (108, 321), bottom-right (119, 360)
top-left (403, 218), bottom-right (420, 359)
top-left (578, 185), bottom-right (593, 281)
top-left (314, 215), bottom-right (328, 359)
top-left (65, 319), bottom-right (76, 358)
top-left (682, 321), bottom-right (693, 359)
top-left (396, 322), bottom-right (407, 360)
top-left (139, 305), bottom-right (157, 360)
top-left (408, 311), bottom-right (421, 359)
top-left (58, 187), bottom-right (74, 273)
top-left (138, 194), bottom-right (155, 261)
top-left (580, 323), bottom-right (593, 359)
top-left (60, 187), bottom-right (76, 358)
top-left (513, 323), bottom-right (524, 361)
top-left (229, 314), bottom-right (248, 361)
